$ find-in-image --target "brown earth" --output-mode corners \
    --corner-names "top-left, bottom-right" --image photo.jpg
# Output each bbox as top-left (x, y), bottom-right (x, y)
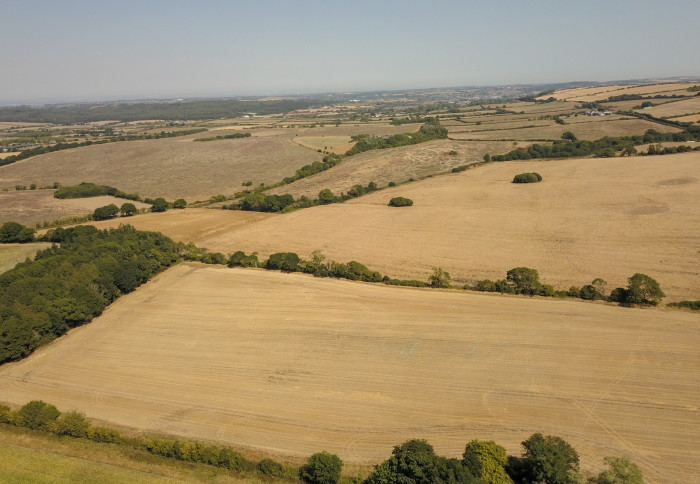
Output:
top-left (0, 263), bottom-right (697, 483)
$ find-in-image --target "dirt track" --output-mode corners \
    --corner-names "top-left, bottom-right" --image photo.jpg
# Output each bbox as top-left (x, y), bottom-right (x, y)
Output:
top-left (0, 263), bottom-right (697, 483)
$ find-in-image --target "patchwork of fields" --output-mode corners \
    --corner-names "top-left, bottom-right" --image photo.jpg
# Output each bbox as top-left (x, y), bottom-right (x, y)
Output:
top-left (2, 82), bottom-right (699, 483)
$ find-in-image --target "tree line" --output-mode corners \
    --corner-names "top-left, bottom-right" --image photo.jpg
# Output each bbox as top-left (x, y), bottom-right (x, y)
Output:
top-left (0, 400), bottom-right (643, 484)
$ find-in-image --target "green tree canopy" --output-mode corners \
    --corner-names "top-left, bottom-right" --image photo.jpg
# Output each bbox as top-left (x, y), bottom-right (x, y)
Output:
top-left (515, 433), bottom-right (580, 484)
top-left (173, 198), bottom-right (187, 209)
top-left (506, 267), bottom-right (542, 295)
top-left (592, 456), bottom-right (643, 484)
top-left (463, 440), bottom-right (513, 484)
top-left (120, 202), bottom-right (138, 216)
top-left (318, 188), bottom-right (335, 205)
top-left (150, 197), bottom-right (169, 212)
top-left (0, 221), bottom-right (35, 243)
top-left (625, 273), bottom-right (665, 305)
top-left (299, 451), bottom-right (343, 484)
top-left (92, 204), bottom-right (119, 221)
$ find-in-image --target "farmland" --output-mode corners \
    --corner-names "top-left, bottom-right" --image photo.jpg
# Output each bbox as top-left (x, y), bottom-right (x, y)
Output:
top-left (83, 152), bottom-right (700, 302)
top-left (1, 81), bottom-right (700, 483)
top-left (0, 263), bottom-right (698, 483)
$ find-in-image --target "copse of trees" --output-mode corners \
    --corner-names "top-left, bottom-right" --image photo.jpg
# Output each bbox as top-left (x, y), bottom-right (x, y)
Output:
top-left (388, 196), bottom-right (413, 207)
top-left (0, 221), bottom-right (35, 243)
top-left (346, 120), bottom-right (448, 156)
top-left (92, 204), bottom-right (119, 221)
top-left (512, 172), bottom-right (542, 183)
top-left (0, 225), bottom-right (179, 364)
top-left (54, 182), bottom-right (140, 201)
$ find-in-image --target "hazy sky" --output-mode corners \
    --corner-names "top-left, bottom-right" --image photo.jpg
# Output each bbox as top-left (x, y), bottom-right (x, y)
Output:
top-left (2, 0), bottom-right (698, 104)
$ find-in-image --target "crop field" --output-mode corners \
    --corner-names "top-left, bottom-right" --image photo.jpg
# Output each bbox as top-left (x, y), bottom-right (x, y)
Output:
top-left (0, 190), bottom-right (150, 226)
top-left (0, 134), bottom-right (322, 201)
top-left (448, 118), bottom-right (680, 141)
top-left (0, 242), bottom-right (50, 274)
top-left (640, 96), bottom-right (700, 117)
top-left (83, 152), bottom-right (699, 302)
top-left (545, 82), bottom-right (697, 102)
top-left (0, 263), bottom-right (697, 483)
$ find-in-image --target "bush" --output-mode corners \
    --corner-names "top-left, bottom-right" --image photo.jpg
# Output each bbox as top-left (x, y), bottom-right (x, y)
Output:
top-left (92, 204), bottom-right (119, 221)
top-left (668, 300), bottom-right (700, 310)
top-left (429, 267), bottom-right (451, 288)
top-left (512, 172), bottom-right (542, 183)
top-left (172, 198), bottom-right (187, 209)
top-left (17, 400), bottom-right (61, 431)
top-left (120, 202), bottom-right (137, 217)
top-left (56, 410), bottom-right (90, 438)
top-left (266, 252), bottom-right (301, 272)
top-left (388, 197), bottom-right (413, 207)
top-left (0, 221), bottom-right (35, 243)
top-left (150, 197), bottom-right (169, 212)
top-left (87, 425), bottom-right (121, 443)
top-left (299, 451), bottom-right (343, 484)
top-left (257, 458), bottom-right (285, 477)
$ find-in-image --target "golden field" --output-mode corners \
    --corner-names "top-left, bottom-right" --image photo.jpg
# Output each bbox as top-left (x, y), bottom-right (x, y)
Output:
top-left (84, 152), bottom-right (699, 302)
top-left (0, 263), bottom-right (697, 483)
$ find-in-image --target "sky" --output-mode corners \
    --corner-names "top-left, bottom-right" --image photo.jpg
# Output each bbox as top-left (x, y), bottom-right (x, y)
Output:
top-left (1, 0), bottom-right (699, 104)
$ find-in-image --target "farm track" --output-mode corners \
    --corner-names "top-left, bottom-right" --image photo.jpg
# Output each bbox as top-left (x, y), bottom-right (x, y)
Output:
top-left (0, 264), bottom-right (697, 483)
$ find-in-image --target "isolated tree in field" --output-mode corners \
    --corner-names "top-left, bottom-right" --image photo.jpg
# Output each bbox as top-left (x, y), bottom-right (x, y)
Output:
top-left (462, 440), bottom-right (513, 484)
top-left (429, 267), bottom-right (451, 288)
top-left (561, 131), bottom-right (577, 141)
top-left (625, 273), bottom-right (664, 305)
top-left (299, 451), bottom-right (343, 484)
top-left (172, 198), bottom-right (187, 209)
top-left (593, 456), bottom-right (643, 484)
top-left (388, 196), bottom-right (413, 207)
top-left (150, 197), bottom-right (169, 212)
top-left (120, 202), bottom-right (137, 216)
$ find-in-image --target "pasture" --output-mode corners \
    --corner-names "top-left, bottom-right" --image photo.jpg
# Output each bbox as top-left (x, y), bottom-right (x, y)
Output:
top-left (0, 134), bottom-right (322, 201)
top-left (0, 242), bottom-right (50, 274)
top-left (0, 190), bottom-right (150, 226)
top-left (0, 263), bottom-right (697, 484)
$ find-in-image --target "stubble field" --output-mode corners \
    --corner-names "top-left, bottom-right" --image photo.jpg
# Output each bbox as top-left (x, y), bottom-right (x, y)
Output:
top-left (0, 263), bottom-right (697, 483)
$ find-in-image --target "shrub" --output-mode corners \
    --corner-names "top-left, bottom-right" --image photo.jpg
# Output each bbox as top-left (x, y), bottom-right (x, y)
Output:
top-left (388, 197), bottom-right (413, 207)
top-left (473, 279), bottom-right (497, 292)
top-left (257, 458), bottom-right (285, 477)
top-left (150, 197), bottom-right (169, 212)
top-left (318, 188), bottom-right (336, 205)
top-left (512, 172), bottom-right (542, 183)
top-left (219, 447), bottom-right (249, 470)
top-left (56, 410), bottom-right (90, 438)
top-left (92, 204), bottom-right (119, 221)
top-left (668, 300), bottom-right (700, 310)
top-left (17, 400), bottom-right (61, 431)
top-left (266, 252), bottom-right (301, 272)
top-left (429, 267), bottom-right (451, 288)
top-left (87, 425), bottom-right (121, 443)
top-left (172, 198), bottom-right (187, 209)
top-left (299, 451), bottom-right (343, 484)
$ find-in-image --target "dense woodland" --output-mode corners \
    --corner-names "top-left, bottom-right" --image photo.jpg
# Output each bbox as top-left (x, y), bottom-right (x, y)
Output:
top-left (0, 225), bottom-right (179, 364)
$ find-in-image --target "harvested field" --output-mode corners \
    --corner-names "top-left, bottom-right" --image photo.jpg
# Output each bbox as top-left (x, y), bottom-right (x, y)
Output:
top-left (546, 83), bottom-right (697, 102)
top-left (0, 190), bottom-right (150, 226)
top-left (292, 135), bottom-right (355, 154)
top-left (448, 118), bottom-right (680, 141)
top-left (0, 242), bottom-right (50, 274)
top-left (671, 113), bottom-right (700, 123)
top-left (0, 152), bottom-right (20, 159)
top-left (0, 263), bottom-right (697, 483)
top-left (639, 97), bottom-right (700, 117)
top-left (85, 152), bottom-right (700, 302)
top-left (0, 135), bottom-right (322, 201)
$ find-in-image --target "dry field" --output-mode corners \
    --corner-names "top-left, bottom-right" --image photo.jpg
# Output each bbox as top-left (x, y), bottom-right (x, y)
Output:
top-left (0, 190), bottom-right (150, 226)
top-left (671, 113), bottom-right (700, 123)
top-left (0, 152), bottom-right (20, 159)
top-left (448, 118), bottom-right (680, 141)
top-left (0, 263), bottom-right (697, 483)
top-left (544, 83), bottom-right (697, 102)
top-left (0, 134), bottom-right (322, 201)
top-left (292, 135), bottom-right (355, 154)
top-left (83, 152), bottom-right (699, 302)
top-left (639, 96), bottom-right (700, 118)
top-left (266, 140), bottom-right (523, 199)
top-left (0, 242), bottom-right (50, 274)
